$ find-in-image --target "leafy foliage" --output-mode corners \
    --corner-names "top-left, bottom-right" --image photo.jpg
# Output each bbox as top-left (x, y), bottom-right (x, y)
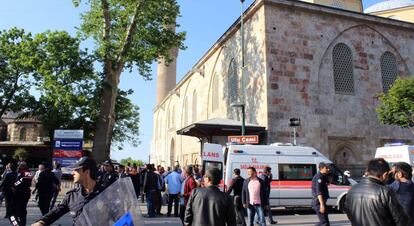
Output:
top-left (0, 28), bottom-right (140, 149)
top-left (74, 0), bottom-right (186, 79)
top-left (0, 28), bottom-right (37, 117)
top-left (27, 30), bottom-right (98, 138)
top-left (119, 157), bottom-right (145, 167)
top-left (376, 77), bottom-right (414, 135)
top-left (13, 147), bottom-right (28, 161)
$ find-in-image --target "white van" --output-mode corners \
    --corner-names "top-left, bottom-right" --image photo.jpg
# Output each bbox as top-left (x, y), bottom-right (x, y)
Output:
top-left (375, 145), bottom-right (414, 166)
top-left (201, 143), bottom-right (351, 211)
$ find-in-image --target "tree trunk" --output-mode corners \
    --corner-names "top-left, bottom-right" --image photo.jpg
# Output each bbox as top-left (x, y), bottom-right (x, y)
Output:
top-left (92, 68), bottom-right (120, 163)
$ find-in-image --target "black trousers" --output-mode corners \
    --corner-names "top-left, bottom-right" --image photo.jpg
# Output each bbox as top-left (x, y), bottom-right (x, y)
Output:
top-left (312, 199), bottom-right (330, 226)
top-left (167, 194), bottom-right (180, 217)
top-left (180, 205), bottom-right (186, 223)
top-left (4, 194), bottom-right (13, 217)
top-left (9, 195), bottom-right (30, 226)
top-left (234, 195), bottom-right (247, 226)
top-left (154, 191), bottom-right (162, 214)
top-left (38, 193), bottom-right (53, 216)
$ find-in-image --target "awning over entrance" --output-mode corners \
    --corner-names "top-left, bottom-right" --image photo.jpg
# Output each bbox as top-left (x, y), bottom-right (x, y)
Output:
top-left (176, 117), bottom-right (267, 143)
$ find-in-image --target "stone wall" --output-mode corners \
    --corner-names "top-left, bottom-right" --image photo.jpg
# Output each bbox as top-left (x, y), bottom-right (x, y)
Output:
top-left (151, 3), bottom-right (268, 167)
top-left (264, 1), bottom-right (414, 175)
top-left (7, 121), bottom-right (44, 142)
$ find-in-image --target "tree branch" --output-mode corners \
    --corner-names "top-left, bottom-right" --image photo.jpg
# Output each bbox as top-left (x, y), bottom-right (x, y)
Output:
top-left (101, 0), bottom-right (113, 74)
top-left (116, 0), bottom-right (143, 70)
top-left (101, 0), bottom-right (111, 44)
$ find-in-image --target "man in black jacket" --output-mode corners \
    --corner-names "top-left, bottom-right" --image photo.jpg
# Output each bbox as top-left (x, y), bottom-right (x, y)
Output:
top-left (36, 163), bottom-right (60, 215)
top-left (346, 158), bottom-right (410, 226)
top-left (242, 167), bottom-right (267, 226)
top-left (184, 167), bottom-right (235, 226)
top-left (387, 162), bottom-right (414, 225)
top-left (258, 166), bottom-right (276, 225)
top-left (143, 164), bottom-right (160, 218)
top-left (227, 168), bottom-right (246, 226)
top-left (0, 162), bottom-right (18, 219)
top-left (101, 160), bottom-right (118, 188)
top-left (31, 157), bottom-right (104, 226)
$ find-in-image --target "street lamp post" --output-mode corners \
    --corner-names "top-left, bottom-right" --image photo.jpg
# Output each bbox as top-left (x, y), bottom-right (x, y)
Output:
top-left (231, 104), bottom-right (246, 135)
top-left (234, 0), bottom-right (246, 136)
top-left (289, 118), bottom-right (300, 145)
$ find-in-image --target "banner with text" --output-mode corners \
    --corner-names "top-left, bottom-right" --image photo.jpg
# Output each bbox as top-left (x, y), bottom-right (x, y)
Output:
top-left (53, 130), bottom-right (83, 167)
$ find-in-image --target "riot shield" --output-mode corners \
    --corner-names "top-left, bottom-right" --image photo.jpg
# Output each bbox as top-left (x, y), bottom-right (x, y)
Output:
top-left (77, 177), bottom-right (143, 226)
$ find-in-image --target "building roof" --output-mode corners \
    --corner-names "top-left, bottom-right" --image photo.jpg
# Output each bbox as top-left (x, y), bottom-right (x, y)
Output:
top-left (364, 0), bottom-right (414, 13)
top-left (0, 141), bottom-right (49, 147)
top-left (176, 117), bottom-right (266, 142)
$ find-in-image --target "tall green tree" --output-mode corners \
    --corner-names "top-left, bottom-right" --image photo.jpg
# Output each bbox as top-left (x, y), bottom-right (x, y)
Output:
top-left (28, 30), bottom-right (97, 139)
top-left (0, 28), bottom-right (37, 117)
top-left (376, 77), bottom-right (414, 135)
top-left (27, 31), bottom-right (140, 149)
top-left (73, 0), bottom-right (185, 162)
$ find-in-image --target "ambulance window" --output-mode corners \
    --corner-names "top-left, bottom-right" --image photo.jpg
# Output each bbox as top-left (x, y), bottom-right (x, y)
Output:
top-left (203, 161), bottom-right (223, 180)
top-left (328, 164), bottom-right (349, 185)
top-left (279, 164), bottom-right (316, 180)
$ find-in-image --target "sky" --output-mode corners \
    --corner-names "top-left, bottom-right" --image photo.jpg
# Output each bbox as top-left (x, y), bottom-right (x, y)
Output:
top-left (0, 0), bottom-right (382, 161)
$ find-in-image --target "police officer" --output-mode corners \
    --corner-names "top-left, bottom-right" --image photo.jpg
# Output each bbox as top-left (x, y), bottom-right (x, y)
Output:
top-left (10, 162), bottom-right (33, 226)
top-left (311, 162), bottom-right (330, 226)
top-left (31, 157), bottom-right (104, 226)
top-left (101, 160), bottom-right (118, 188)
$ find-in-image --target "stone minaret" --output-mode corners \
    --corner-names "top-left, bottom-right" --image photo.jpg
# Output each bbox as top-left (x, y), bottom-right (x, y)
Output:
top-left (156, 25), bottom-right (178, 105)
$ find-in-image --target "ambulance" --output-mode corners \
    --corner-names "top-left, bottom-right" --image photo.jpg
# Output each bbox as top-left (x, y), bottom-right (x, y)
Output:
top-left (201, 143), bottom-right (351, 211)
top-left (374, 144), bottom-right (414, 166)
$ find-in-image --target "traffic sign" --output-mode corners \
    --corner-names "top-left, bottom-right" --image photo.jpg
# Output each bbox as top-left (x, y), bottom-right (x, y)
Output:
top-left (228, 135), bottom-right (259, 144)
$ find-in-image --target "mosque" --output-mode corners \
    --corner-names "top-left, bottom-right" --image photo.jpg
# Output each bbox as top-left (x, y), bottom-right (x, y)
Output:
top-left (150, 0), bottom-right (414, 175)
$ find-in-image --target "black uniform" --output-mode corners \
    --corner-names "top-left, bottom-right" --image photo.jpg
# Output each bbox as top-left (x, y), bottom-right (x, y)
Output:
top-left (311, 172), bottom-right (330, 226)
top-left (0, 171), bottom-right (17, 218)
top-left (10, 170), bottom-right (32, 226)
top-left (101, 171), bottom-right (118, 188)
top-left (38, 184), bottom-right (105, 225)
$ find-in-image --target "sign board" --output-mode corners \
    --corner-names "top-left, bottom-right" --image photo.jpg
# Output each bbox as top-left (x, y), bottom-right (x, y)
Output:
top-left (202, 143), bottom-right (224, 162)
top-left (228, 135), bottom-right (259, 144)
top-left (53, 130), bottom-right (84, 167)
top-left (54, 130), bottom-right (84, 139)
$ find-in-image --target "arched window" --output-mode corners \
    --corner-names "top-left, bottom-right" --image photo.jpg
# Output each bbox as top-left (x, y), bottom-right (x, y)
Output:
top-left (212, 73), bottom-right (219, 112)
top-left (228, 59), bottom-right (239, 104)
top-left (332, 43), bottom-right (354, 95)
top-left (381, 51), bottom-right (398, 92)
top-left (19, 128), bottom-right (26, 141)
top-left (192, 91), bottom-right (197, 122)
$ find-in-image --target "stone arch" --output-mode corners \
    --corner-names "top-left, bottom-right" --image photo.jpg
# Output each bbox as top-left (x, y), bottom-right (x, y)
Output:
top-left (317, 24), bottom-right (410, 86)
top-left (331, 142), bottom-right (358, 169)
top-left (206, 46), bottom-right (226, 118)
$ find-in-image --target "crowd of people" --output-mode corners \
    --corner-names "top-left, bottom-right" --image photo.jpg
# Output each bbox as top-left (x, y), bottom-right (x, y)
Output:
top-left (1, 156), bottom-right (414, 226)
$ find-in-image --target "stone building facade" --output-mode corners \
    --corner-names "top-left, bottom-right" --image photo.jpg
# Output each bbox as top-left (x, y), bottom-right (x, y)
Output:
top-left (151, 0), bottom-right (414, 174)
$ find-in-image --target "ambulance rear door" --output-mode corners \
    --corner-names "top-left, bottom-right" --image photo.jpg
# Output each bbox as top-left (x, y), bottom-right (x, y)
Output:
top-left (202, 143), bottom-right (225, 181)
top-left (226, 145), bottom-right (280, 206)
